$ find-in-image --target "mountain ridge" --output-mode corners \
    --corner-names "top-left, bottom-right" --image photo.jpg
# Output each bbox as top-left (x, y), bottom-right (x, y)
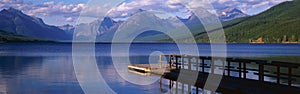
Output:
top-left (0, 7), bottom-right (71, 41)
top-left (195, 0), bottom-right (300, 43)
top-left (218, 7), bottom-right (248, 21)
top-left (1, 2), bottom-right (295, 43)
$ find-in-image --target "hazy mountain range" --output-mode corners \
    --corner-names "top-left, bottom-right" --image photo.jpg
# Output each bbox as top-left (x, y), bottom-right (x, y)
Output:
top-left (0, 6), bottom-right (248, 42)
top-left (1, 0), bottom-right (298, 43)
top-left (195, 0), bottom-right (300, 43)
top-left (0, 8), bottom-right (71, 41)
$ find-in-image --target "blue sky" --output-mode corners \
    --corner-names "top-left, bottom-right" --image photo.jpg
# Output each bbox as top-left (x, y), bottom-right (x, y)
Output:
top-left (0, 0), bottom-right (290, 26)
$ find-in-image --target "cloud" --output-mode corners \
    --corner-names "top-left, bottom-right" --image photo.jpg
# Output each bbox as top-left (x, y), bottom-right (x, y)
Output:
top-left (107, 0), bottom-right (290, 18)
top-left (0, 0), bottom-right (292, 24)
top-left (0, 0), bottom-right (111, 23)
top-left (80, 4), bottom-right (113, 18)
top-left (63, 17), bottom-right (74, 22)
top-left (107, 0), bottom-right (187, 18)
top-left (208, 0), bottom-right (291, 14)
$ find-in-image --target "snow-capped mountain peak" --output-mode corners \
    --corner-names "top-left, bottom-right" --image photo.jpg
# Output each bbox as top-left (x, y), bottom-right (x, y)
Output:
top-left (218, 8), bottom-right (248, 21)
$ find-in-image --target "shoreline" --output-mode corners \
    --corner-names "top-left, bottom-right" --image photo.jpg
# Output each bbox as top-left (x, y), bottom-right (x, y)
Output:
top-left (1, 41), bottom-right (300, 44)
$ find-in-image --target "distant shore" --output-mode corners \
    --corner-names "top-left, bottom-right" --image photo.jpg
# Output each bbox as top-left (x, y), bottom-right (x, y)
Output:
top-left (1, 41), bottom-right (300, 44)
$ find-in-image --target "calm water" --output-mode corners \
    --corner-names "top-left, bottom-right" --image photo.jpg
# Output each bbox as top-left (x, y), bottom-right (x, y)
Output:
top-left (0, 43), bottom-right (300, 94)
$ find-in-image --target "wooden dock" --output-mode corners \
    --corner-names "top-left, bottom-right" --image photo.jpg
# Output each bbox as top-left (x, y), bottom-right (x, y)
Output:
top-left (128, 64), bottom-right (171, 75)
top-left (163, 69), bottom-right (300, 94)
top-left (128, 54), bottom-right (300, 94)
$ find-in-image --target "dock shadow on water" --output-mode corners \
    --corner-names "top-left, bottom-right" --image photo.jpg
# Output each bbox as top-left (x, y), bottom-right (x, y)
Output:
top-left (151, 55), bottom-right (300, 94)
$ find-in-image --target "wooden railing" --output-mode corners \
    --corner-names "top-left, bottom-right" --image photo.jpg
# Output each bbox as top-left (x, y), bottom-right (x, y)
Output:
top-left (159, 54), bottom-right (300, 87)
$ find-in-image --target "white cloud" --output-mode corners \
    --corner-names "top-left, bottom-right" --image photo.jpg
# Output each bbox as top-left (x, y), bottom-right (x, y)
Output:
top-left (208, 0), bottom-right (291, 14)
top-left (0, 0), bottom-right (292, 24)
top-left (167, 0), bottom-right (187, 4)
top-left (107, 0), bottom-right (187, 18)
top-left (64, 17), bottom-right (74, 22)
top-left (0, 0), bottom-right (110, 23)
top-left (252, 1), bottom-right (270, 8)
top-left (107, 0), bottom-right (290, 18)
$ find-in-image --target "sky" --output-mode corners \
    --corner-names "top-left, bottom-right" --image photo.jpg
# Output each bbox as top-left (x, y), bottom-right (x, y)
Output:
top-left (0, 0), bottom-right (291, 26)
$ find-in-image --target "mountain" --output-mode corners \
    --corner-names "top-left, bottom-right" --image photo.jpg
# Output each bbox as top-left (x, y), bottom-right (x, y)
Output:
top-left (97, 12), bottom-right (176, 42)
top-left (218, 8), bottom-right (248, 21)
top-left (177, 13), bottom-right (202, 25)
top-left (98, 17), bottom-right (122, 34)
top-left (176, 8), bottom-right (246, 25)
top-left (58, 24), bottom-right (74, 35)
top-left (96, 8), bottom-right (223, 42)
top-left (75, 17), bottom-right (121, 35)
top-left (73, 16), bottom-right (123, 41)
top-left (0, 8), bottom-right (71, 41)
top-left (75, 6), bottom-right (245, 42)
top-left (195, 0), bottom-right (300, 43)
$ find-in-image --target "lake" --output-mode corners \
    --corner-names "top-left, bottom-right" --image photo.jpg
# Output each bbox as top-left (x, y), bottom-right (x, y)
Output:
top-left (0, 43), bottom-right (299, 94)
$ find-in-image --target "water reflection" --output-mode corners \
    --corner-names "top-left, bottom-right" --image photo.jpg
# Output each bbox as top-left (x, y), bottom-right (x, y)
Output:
top-left (0, 56), bottom-right (165, 94)
top-left (0, 56), bottom-right (81, 94)
top-left (96, 56), bottom-right (163, 94)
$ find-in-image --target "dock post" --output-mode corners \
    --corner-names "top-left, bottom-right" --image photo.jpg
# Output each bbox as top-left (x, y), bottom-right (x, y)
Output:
top-left (188, 84), bottom-right (191, 94)
top-left (227, 61), bottom-right (231, 76)
top-left (182, 55), bottom-right (185, 69)
top-left (196, 57), bottom-right (199, 71)
top-left (277, 66), bottom-right (280, 84)
top-left (169, 80), bottom-right (172, 89)
top-left (243, 62), bottom-right (247, 79)
top-left (288, 67), bottom-right (292, 87)
top-left (196, 87), bottom-right (199, 94)
top-left (202, 57), bottom-right (205, 72)
top-left (188, 56), bottom-right (191, 70)
top-left (169, 55), bottom-right (172, 69)
top-left (175, 56), bottom-right (179, 69)
top-left (259, 64), bottom-right (264, 81)
top-left (222, 60), bottom-right (225, 75)
top-left (238, 62), bottom-right (242, 78)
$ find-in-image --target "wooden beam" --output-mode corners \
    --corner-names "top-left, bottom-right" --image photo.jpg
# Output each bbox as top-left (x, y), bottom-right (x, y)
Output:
top-left (202, 58), bottom-right (205, 72)
top-left (228, 61), bottom-right (231, 76)
top-left (239, 62), bottom-right (242, 78)
top-left (243, 62), bottom-right (247, 79)
top-left (288, 67), bottom-right (292, 87)
top-left (196, 87), bottom-right (199, 94)
top-left (211, 60), bottom-right (215, 74)
top-left (182, 55), bottom-right (185, 69)
top-left (196, 58), bottom-right (199, 71)
top-left (188, 56), bottom-right (191, 70)
top-left (259, 64), bottom-right (264, 81)
top-left (169, 55), bottom-right (172, 69)
top-left (277, 66), bottom-right (280, 84)
top-left (175, 56), bottom-right (178, 69)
